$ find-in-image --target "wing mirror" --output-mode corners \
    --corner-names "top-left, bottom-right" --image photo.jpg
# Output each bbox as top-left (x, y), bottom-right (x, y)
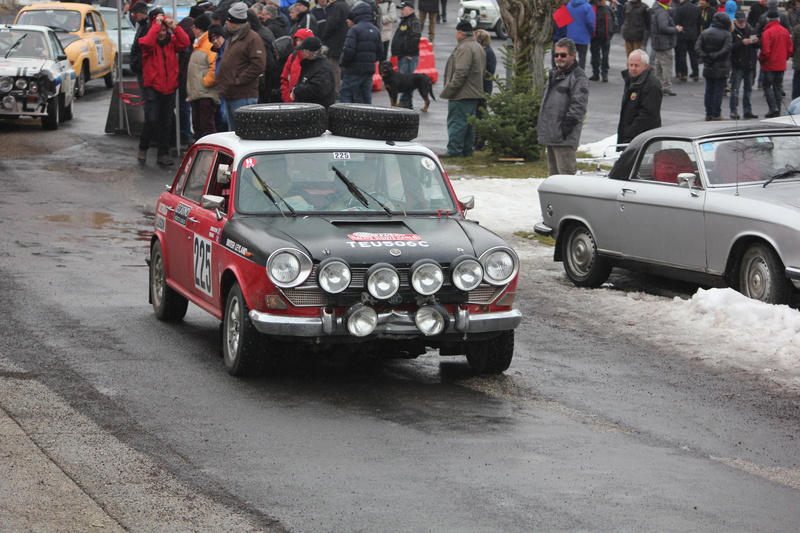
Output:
top-left (459, 195), bottom-right (475, 213)
top-left (678, 173), bottom-right (699, 197)
top-left (201, 194), bottom-right (226, 220)
top-left (217, 164), bottom-right (231, 184)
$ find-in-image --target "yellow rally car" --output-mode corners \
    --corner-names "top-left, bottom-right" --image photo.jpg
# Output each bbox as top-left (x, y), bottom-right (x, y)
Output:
top-left (16, 3), bottom-right (117, 97)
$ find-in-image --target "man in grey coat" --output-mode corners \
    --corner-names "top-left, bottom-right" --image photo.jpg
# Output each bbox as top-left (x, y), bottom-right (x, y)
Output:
top-left (537, 38), bottom-right (589, 175)
top-left (439, 21), bottom-right (486, 158)
top-left (650, 0), bottom-right (682, 95)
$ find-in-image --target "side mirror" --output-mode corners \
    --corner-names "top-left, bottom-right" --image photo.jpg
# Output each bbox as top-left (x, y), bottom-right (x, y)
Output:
top-left (57, 53), bottom-right (67, 61)
top-left (459, 195), bottom-right (475, 213)
top-left (216, 164), bottom-right (231, 184)
top-left (677, 172), bottom-right (700, 197)
top-left (201, 194), bottom-right (226, 220)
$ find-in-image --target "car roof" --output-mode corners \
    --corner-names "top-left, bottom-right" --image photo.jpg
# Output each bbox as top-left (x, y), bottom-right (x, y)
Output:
top-left (19, 2), bottom-right (99, 14)
top-left (0, 23), bottom-right (54, 34)
top-left (196, 132), bottom-right (436, 159)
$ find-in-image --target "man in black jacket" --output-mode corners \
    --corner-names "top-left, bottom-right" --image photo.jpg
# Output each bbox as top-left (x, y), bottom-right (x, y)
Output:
top-left (339, 2), bottom-right (382, 103)
top-left (391, 1), bottom-right (422, 108)
top-left (617, 49), bottom-right (662, 145)
top-left (321, 0), bottom-right (350, 91)
top-left (674, 0), bottom-right (700, 81)
top-left (695, 12), bottom-right (732, 120)
top-left (290, 36), bottom-right (337, 106)
top-left (730, 10), bottom-right (760, 119)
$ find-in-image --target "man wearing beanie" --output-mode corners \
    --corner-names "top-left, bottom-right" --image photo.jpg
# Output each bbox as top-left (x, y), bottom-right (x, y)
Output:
top-left (758, 10), bottom-right (793, 117)
top-left (215, 1), bottom-right (267, 130)
top-left (438, 22), bottom-right (486, 158)
top-left (187, 13), bottom-right (220, 141)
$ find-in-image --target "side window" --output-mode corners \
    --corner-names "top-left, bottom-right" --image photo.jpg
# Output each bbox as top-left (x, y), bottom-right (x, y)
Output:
top-left (84, 14), bottom-right (95, 32)
top-left (182, 150), bottom-right (216, 204)
top-left (50, 33), bottom-right (63, 57)
top-left (91, 12), bottom-right (105, 32)
top-left (207, 152), bottom-right (234, 214)
top-left (635, 140), bottom-right (697, 185)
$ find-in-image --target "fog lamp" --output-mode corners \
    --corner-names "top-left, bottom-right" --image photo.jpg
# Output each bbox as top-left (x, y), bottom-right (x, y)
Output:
top-left (2, 95), bottom-right (15, 110)
top-left (344, 303), bottom-right (378, 337)
top-left (366, 263), bottom-right (400, 300)
top-left (414, 303), bottom-right (448, 336)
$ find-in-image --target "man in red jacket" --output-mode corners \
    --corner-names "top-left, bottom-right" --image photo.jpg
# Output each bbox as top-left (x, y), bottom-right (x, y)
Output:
top-left (137, 12), bottom-right (190, 165)
top-left (758, 10), bottom-right (793, 117)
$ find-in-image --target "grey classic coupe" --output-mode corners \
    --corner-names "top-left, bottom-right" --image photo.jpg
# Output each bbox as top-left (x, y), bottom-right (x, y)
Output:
top-left (535, 121), bottom-right (800, 304)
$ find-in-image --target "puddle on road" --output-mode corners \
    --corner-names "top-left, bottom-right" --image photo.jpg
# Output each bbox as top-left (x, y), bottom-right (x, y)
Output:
top-left (43, 211), bottom-right (153, 264)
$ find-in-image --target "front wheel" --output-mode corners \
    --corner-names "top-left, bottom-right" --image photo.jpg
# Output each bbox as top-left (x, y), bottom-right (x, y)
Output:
top-left (222, 283), bottom-right (263, 376)
top-left (738, 243), bottom-right (792, 304)
top-left (465, 330), bottom-right (514, 374)
top-left (562, 223), bottom-right (612, 287)
top-left (41, 97), bottom-right (58, 130)
top-left (494, 19), bottom-right (507, 39)
top-left (150, 240), bottom-right (188, 320)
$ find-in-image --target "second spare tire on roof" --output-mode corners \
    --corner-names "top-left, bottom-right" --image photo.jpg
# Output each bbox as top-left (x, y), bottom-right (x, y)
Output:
top-left (234, 103), bottom-right (328, 140)
top-left (328, 104), bottom-right (419, 142)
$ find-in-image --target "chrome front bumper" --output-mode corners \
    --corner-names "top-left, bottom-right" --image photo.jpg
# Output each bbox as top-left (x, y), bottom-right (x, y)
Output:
top-left (249, 307), bottom-right (522, 337)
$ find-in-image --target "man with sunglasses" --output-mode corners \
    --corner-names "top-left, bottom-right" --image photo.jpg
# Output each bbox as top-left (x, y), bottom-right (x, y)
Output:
top-left (537, 38), bottom-right (589, 176)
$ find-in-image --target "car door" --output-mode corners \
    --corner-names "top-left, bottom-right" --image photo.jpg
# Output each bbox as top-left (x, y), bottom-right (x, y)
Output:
top-left (616, 140), bottom-right (708, 270)
top-left (90, 11), bottom-right (113, 74)
top-left (49, 31), bottom-right (74, 97)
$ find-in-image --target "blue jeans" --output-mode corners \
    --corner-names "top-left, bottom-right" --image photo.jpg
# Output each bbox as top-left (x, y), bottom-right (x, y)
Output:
top-left (762, 70), bottom-right (785, 113)
top-left (446, 99), bottom-right (479, 157)
top-left (397, 56), bottom-right (419, 107)
top-left (704, 77), bottom-right (726, 118)
top-left (339, 73), bottom-right (373, 104)
top-left (225, 97), bottom-right (258, 131)
top-left (729, 68), bottom-right (754, 115)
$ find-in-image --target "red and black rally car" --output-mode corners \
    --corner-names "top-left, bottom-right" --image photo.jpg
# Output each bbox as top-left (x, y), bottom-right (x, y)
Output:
top-left (149, 104), bottom-right (522, 376)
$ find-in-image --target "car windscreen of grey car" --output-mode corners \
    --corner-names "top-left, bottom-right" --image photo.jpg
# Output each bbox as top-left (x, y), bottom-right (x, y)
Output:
top-left (697, 135), bottom-right (800, 185)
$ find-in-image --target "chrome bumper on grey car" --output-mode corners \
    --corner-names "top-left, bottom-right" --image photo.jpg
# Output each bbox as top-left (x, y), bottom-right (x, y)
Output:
top-left (249, 308), bottom-right (522, 337)
top-left (534, 222), bottom-right (553, 237)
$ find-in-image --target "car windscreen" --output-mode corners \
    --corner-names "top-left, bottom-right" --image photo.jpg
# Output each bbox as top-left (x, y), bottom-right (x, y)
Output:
top-left (17, 10), bottom-right (82, 33)
top-left (698, 134), bottom-right (800, 186)
top-left (0, 29), bottom-right (51, 59)
top-left (235, 151), bottom-right (456, 215)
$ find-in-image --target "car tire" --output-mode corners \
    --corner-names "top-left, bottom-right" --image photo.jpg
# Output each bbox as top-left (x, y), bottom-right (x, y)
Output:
top-left (150, 240), bottom-right (189, 321)
top-left (222, 283), bottom-right (263, 376)
top-left (104, 55), bottom-right (118, 88)
top-left (75, 64), bottom-right (88, 98)
top-left (562, 222), bottom-right (612, 287)
top-left (328, 103), bottom-right (419, 141)
top-left (42, 96), bottom-right (59, 130)
top-left (494, 19), bottom-right (507, 39)
top-left (234, 103), bottom-right (327, 140)
top-left (738, 243), bottom-right (792, 304)
top-left (465, 330), bottom-right (514, 374)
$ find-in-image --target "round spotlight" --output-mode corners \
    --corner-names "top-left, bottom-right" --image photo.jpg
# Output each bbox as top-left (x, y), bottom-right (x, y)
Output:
top-left (317, 258), bottom-right (351, 294)
top-left (28, 80), bottom-right (38, 93)
top-left (414, 304), bottom-right (448, 336)
top-left (366, 263), bottom-right (400, 300)
top-left (344, 303), bottom-right (378, 337)
top-left (410, 259), bottom-right (444, 295)
top-left (15, 78), bottom-right (27, 90)
top-left (480, 247), bottom-right (519, 286)
top-left (0, 77), bottom-right (13, 92)
top-left (2, 95), bottom-right (15, 110)
top-left (450, 256), bottom-right (483, 292)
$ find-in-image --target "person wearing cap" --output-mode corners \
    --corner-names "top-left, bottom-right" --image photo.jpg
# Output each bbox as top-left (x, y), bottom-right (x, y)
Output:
top-left (187, 13), bottom-right (220, 141)
top-left (758, 10), bottom-right (793, 117)
top-left (137, 13), bottom-right (191, 165)
top-left (339, 1), bottom-right (382, 103)
top-left (290, 0), bottom-right (319, 36)
top-left (391, 1), bottom-right (422, 108)
top-left (215, 2), bottom-right (267, 130)
top-left (730, 10), bottom-right (760, 119)
top-left (320, 0), bottom-right (351, 92)
top-left (755, 0), bottom-right (790, 36)
top-left (695, 12), bottom-right (731, 121)
top-left (438, 22), bottom-right (485, 158)
top-left (290, 36), bottom-right (337, 107)
top-left (281, 28), bottom-right (315, 101)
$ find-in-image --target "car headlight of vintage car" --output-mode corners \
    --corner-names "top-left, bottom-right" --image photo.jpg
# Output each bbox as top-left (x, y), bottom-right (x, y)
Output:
top-left (15, 78), bottom-right (27, 90)
top-left (480, 247), bottom-right (519, 286)
top-left (366, 263), bottom-right (400, 299)
top-left (266, 248), bottom-right (313, 288)
top-left (27, 80), bottom-right (39, 93)
top-left (414, 303), bottom-right (449, 336)
top-left (317, 258), bottom-right (351, 294)
top-left (450, 255), bottom-right (483, 292)
top-left (0, 77), bottom-right (13, 93)
top-left (409, 259), bottom-right (444, 296)
top-left (344, 302), bottom-right (378, 337)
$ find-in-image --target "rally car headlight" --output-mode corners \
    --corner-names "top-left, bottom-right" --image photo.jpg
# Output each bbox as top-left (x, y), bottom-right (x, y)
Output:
top-left (410, 259), bottom-right (443, 296)
top-left (15, 78), bottom-right (27, 90)
top-left (0, 77), bottom-right (12, 92)
top-left (366, 263), bottom-right (400, 300)
top-left (480, 247), bottom-right (519, 286)
top-left (450, 256), bottom-right (483, 292)
top-left (317, 258), bottom-right (351, 294)
top-left (344, 303), bottom-right (378, 337)
top-left (28, 80), bottom-right (38, 93)
top-left (266, 248), bottom-right (312, 288)
top-left (415, 303), bottom-right (448, 336)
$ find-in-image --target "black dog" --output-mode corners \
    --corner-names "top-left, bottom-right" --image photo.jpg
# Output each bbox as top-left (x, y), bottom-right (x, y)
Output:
top-left (379, 61), bottom-right (436, 112)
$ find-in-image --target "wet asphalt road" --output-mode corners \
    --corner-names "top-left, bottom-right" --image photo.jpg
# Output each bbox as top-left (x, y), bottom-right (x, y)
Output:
top-left (1, 30), bottom-right (799, 532)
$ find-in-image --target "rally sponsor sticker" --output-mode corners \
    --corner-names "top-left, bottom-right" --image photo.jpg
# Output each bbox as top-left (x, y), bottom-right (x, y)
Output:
top-left (155, 214), bottom-right (166, 232)
top-left (174, 203), bottom-right (191, 226)
top-left (243, 157), bottom-right (256, 169)
top-left (348, 232), bottom-right (421, 241)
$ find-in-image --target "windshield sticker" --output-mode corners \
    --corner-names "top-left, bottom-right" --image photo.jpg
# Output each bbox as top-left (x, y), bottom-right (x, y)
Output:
top-left (174, 203), bottom-right (191, 226)
top-left (757, 137), bottom-right (771, 143)
top-left (421, 157), bottom-right (436, 170)
top-left (701, 143), bottom-right (714, 152)
top-left (243, 157), bottom-right (256, 169)
top-left (333, 152), bottom-right (351, 159)
top-left (348, 232), bottom-right (421, 241)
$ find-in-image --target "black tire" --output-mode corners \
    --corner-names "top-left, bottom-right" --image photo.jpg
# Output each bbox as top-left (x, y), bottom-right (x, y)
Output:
top-left (75, 64), bottom-right (88, 98)
top-left (42, 97), bottom-right (59, 130)
top-left (494, 19), bottom-right (507, 39)
top-left (562, 222), bottom-right (612, 287)
top-left (738, 243), bottom-right (792, 304)
top-left (328, 103), bottom-right (419, 141)
top-left (58, 93), bottom-right (73, 122)
top-left (466, 330), bottom-right (514, 374)
top-left (222, 283), bottom-right (263, 376)
top-left (234, 103), bottom-right (327, 140)
top-left (150, 240), bottom-right (189, 321)
top-left (104, 56), bottom-right (118, 88)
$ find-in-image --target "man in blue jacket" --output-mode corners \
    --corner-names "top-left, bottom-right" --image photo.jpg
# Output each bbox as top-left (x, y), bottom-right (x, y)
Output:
top-left (565, 0), bottom-right (595, 69)
top-left (339, 2), bottom-right (383, 103)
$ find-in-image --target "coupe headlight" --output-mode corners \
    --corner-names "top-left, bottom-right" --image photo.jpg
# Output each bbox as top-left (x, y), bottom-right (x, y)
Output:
top-left (317, 258), bottom-right (351, 294)
top-left (344, 303), bottom-right (378, 337)
top-left (410, 259), bottom-right (443, 296)
top-left (480, 247), bottom-right (519, 286)
top-left (266, 248), bottom-right (312, 288)
top-left (28, 80), bottom-right (38, 93)
top-left (450, 256), bottom-right (483, 292)
top-left (15, 78), bottom-right (27, 90)
top-left (414, 303), bottom-right (448, 336)
top-left (0, 77), bottom-right (12, 92)
top-left (366, 263), bottom-right (400, 300)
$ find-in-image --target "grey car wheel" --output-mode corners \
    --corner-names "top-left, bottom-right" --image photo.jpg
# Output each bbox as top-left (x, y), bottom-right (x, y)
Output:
top-left (738, 243), bottom-right (792, 304)
top-left (223, 283), bottom-right (262, 376)
top-left (562, 222), bottom-right (612, 287)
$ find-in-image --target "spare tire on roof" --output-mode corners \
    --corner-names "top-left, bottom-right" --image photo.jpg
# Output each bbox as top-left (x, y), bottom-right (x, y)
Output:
top-left (234, 103), bottom-right (327, 140)
top-left (328, 103), bottom-right (419, 141)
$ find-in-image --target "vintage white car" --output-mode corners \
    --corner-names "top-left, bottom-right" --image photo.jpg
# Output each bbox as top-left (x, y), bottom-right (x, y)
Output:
top-left (0, 24), bottom-right (76, 129)
top-left (535, 122), bottom-right (800, 305)
top-left (458, 0), bottom-right (506, 39)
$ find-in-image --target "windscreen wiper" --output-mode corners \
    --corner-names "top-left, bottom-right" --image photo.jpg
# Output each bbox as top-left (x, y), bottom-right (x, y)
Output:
top-left (250, 167), bottom-right (296, 216)
top-left (763, 165), bottom-right (800, 188)
top-left (4, 33), bottom-right (26, 58)
top-left (331, 165), bottom-right (392, 215)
